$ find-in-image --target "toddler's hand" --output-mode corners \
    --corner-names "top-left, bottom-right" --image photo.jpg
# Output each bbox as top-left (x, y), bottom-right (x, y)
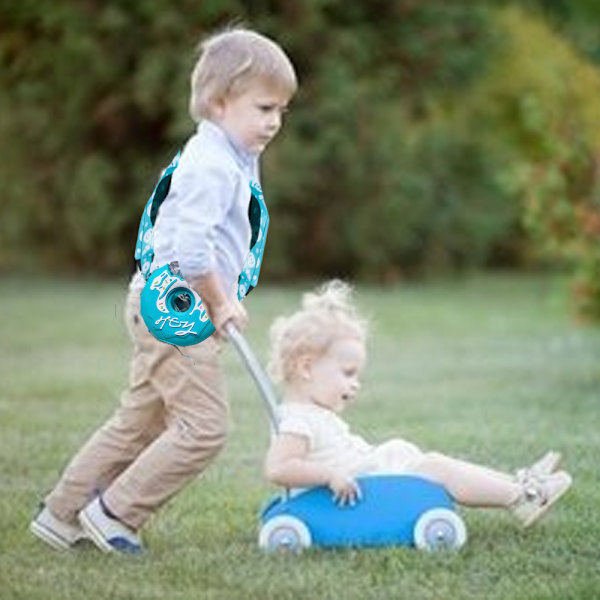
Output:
top-left (328, 472), bottom-right (362, 507)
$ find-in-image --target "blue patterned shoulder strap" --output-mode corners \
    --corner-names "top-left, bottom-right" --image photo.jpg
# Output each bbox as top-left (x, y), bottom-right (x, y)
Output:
top-left (134, 153), bottom-right (269, 302)
top-left (237, 180), bottom-right (269, 300)
top-left (134, 151), bottom-right (181, 279)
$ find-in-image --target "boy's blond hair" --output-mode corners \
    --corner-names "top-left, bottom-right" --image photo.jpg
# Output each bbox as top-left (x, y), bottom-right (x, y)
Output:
top-left (268, 280), bottom-right (368, 386)
top-left (189, 28), bottom-right (297, 122)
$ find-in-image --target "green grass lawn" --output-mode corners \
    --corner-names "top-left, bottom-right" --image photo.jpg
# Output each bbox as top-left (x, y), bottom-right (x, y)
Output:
top-left (1, 274), bottom-right (599, 600)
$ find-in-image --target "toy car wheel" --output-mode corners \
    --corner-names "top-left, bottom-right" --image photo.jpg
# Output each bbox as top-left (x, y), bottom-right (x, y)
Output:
top-left (258, 515), bottom-right (312, 553)
top-left (413, 508), bottom-right (467, 552)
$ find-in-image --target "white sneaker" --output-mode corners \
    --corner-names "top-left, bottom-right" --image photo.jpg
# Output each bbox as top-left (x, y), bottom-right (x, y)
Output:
top-left (512, 470), bottom-right (572, 528)
top-left (30, 505), bottom-right (86, 550)
top-left (515, 451), bottom-right (562, 484)
top-left (78, 497), bottom-right (143, 555)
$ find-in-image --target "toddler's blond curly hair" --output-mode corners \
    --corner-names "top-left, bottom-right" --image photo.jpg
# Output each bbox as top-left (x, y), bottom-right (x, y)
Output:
top-left (268, 280), bottom-right (368, 386)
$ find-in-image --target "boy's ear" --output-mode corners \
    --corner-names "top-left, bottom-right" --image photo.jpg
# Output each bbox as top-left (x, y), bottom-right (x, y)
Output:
top-left (208, 95), bottom-right (225, 120)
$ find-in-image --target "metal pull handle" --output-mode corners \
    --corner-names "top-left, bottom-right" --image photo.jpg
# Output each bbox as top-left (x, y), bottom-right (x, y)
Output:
top-left (224, 322), bottom-right (280, 433)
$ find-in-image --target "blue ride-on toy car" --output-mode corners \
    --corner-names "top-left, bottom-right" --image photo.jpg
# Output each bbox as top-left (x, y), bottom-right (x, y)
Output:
top-left (219, 328), bottom-right (468, 553)
top-left (258, 474), bottom-right (467, 553)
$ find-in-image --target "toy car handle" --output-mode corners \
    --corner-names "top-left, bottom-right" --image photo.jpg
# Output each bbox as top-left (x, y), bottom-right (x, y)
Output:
top-left (224, 322), bottom-right (280, 433)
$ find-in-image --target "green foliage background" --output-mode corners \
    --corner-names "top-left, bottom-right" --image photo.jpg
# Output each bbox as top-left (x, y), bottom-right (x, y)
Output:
top-left (2, 0), bottom-right (599, 314)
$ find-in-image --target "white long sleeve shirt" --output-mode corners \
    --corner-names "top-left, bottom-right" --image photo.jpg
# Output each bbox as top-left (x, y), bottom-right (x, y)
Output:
top-left (131, 120), bottom-right (260, 296)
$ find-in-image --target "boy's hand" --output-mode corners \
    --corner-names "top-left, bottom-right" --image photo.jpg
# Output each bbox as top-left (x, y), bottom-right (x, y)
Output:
top-left (328, 472), bottom-right (362, 507)
top-left (190, 272), bottom-right (248, 337)
top-left (211, 299), bottom-right (248, 337)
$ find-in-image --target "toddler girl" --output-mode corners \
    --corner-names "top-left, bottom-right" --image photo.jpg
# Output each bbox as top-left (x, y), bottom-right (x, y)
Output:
top-left (264, 280), bottom-right (572, 528)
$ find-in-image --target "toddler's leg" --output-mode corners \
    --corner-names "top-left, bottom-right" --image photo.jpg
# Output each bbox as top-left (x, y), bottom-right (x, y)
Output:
top-left (405, 452), bottom-right (522, 508)
top-left (405, 451), bottom-right (572, 526)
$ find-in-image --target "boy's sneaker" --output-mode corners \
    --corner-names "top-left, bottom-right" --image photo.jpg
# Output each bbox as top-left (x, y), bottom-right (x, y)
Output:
top-left (30, 504), bottom-right (87, 550)
top-left (515, 450), bottom-right (562, 484)
top-left (512, 470), bottom-right (572, 528)
top-left (78, 497), bottom-right (143, 555)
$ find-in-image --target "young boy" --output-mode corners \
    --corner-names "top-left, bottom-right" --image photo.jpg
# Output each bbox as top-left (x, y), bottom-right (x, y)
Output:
top-left (30, 28), bottom-right (297, 554)
top-left (264, 281), bottom-right (572, 528)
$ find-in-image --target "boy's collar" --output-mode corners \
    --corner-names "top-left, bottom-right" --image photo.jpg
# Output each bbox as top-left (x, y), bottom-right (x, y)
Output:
top-left (198, 119), bottom-right (259, 169)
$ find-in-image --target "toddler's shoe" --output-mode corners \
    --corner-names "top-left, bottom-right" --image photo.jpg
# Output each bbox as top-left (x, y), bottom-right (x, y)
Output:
top-left (512, 470), bottom-right (572, 528)
top-left (78, 497), bottom-right (143, 555)
top-left (515, 450), bottom-right (562, 484)
top-left (30, 504), bottom-right (87, 550)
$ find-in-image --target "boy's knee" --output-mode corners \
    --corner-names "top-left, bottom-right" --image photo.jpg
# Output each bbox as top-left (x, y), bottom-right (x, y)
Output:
top-left (177, 413), bottom-right (229, 456)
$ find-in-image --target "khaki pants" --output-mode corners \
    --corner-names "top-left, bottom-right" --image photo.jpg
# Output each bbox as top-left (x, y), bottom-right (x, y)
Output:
top-left (46, 284), bottom-right (228, 529)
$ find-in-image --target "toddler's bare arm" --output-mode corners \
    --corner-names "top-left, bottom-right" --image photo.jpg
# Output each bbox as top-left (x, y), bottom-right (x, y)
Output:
top-left (265, 433), bottom-right (360, 504)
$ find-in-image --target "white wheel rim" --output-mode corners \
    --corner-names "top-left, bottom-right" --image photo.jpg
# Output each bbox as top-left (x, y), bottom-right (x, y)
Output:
top-left (413, 508), bottom-right (467, 552)
top-left (258, 515), bottom-right (312, 553)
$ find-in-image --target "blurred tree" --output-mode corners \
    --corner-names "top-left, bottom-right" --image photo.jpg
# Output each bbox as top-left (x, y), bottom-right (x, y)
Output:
top-left (260, 2), bottom-right (508, 279)
top-left (0, 0), bottom-right (244, 273)
top-left (465, 6), bottom-right (600, 319)
top-left (1, 0), bottom-right (599, 322)
top-left (1, 0), bottom-right (504, 279)
top-left (515, 0), bottom-right (600, 63)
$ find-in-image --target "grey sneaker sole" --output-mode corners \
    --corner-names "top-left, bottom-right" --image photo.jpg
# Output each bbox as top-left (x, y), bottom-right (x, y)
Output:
top-left (30, 519), bottom-right (72, 551)
top-left (78, 508), bottom-right (115, 553)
